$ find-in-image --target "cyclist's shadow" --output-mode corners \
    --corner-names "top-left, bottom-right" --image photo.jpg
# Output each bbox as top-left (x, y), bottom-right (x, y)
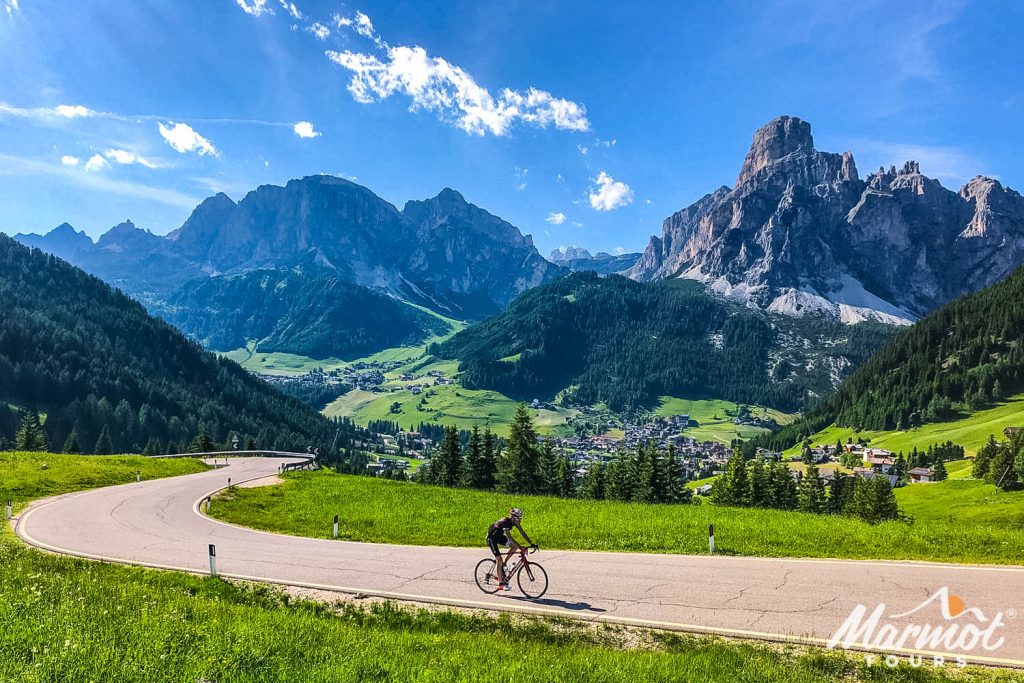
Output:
top-left (505, 596), bottom-right (607, 613)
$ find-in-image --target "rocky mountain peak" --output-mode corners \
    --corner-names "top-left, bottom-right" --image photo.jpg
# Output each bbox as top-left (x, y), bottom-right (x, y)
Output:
top-left (736, 115), bottom-right (815, 186)
top-left (549, 246), bottom-right (593, 262)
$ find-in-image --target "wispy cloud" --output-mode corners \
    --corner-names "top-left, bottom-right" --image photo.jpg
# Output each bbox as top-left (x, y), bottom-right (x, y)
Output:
top-left (326, 12), bottom-right (589, 137)
top-left (60, 155), bottom-right (80, 166)
top-left (589, 171), bottom-right (633, 211)
top-left (546, 212), bottom-right (566, 225)
top-left (0, 153), bottom-right (200, 208)
top-left (305, 22), bottom-right (329, 40)
top-left (4, 0), bottom-right (19, 16)
top-left (158, 121), bottom-right (218, 156)
top-left (105, 149), bottom-right (158, 168)
top-left (84, 154), bottom-right (108, 172)
top-left (236, 0), bottom-right (273, 17)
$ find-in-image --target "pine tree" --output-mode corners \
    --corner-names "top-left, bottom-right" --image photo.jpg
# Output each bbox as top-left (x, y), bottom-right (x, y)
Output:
top-left (767, 459), bottom-right (797, 510)
top-left (869, 476), bottom-right (900, 522)
top-left (190, 424), bottom-right (215, 453)
top-left (798, 463), bottom-right (827, 513)
top-left (555, 456), bottom-right (575, 497)
top-left (432, 426), bottom-right (463, 487)
top-left (663, 444), bottom-right (683, 503)
top-left (94, 425), bottom-right (114, 455)
top-left (974, 435), bottom-right (998, 479)
top-left (1015, 445), bottom-right (1024, 485)
top-left (603, 455), bottom-right (630, 501)
top-left (931, 459), bottom-right (948, 482)
top-left (15, 411), bottom-right (47, 451)
top-left (632, 444), bottom-right (657, 503)
top-left (711, 448), bottom-right (749, 507)
top-left (480, 428), bottom-right (498, 490)
top-left (748, 457), bottom-right (770, 507)
top-left (62, 428), bottom-right (81, 454)
top-left (580, 461), bottom-right (605, 500)
top-left (461, 426), bottom-right (485, 488)
top-left (988, 444), bottom-right (1019, 491)
top-left (142, 436), bottom-right (161, 457)
top-left (538, 442), bottom-right (559, 495)
top-left (496, 404), bottom-right (541, 494)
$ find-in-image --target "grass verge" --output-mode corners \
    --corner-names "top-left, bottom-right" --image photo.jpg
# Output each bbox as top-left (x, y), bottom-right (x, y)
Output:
top-left (210, 467), bottom-right (1024, 564)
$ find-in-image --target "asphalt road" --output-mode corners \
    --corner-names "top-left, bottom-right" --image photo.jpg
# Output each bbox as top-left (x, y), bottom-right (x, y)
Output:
top-left (14, 457), bottom-right (1024, 667)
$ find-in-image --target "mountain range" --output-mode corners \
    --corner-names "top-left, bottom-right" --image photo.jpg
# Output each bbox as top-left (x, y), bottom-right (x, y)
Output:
top-left (627, 116), bottom-right (1024, 325)
top-left (548, 246), bottom-right (641, 275)
top-left (17, 177), bottom-right (563, 357)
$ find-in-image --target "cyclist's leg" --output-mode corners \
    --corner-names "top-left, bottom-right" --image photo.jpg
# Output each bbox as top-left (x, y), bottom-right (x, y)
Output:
top-left (503, 538), bottom-right (521, 576)
top-left (487, 534), bottom-right (505, 582)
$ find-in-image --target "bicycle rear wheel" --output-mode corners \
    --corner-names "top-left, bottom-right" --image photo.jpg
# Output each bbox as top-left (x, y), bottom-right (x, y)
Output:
top-left (474, 558), bottom-right (501, 594)
top-left (517, 562), bottom-right (548, 599)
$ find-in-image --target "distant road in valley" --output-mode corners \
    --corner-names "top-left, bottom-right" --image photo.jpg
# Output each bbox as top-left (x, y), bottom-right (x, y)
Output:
top-left (14, 457), bottom-right (1023, 668)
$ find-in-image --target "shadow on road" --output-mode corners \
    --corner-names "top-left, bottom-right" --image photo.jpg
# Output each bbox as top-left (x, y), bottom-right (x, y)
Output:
top-left (506, 596), bottom-right (607, 613)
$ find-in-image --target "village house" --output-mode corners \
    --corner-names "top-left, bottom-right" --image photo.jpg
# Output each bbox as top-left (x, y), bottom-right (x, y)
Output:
top-left (908, 467), bottom-right (933, 483)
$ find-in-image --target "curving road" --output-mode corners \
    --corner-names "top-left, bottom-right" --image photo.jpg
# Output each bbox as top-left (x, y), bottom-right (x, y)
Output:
top-left (14, 457), bottom-right (1024, 667)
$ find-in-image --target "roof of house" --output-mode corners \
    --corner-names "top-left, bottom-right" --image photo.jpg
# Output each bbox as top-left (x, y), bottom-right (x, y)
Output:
top-left (908, 467), bottom-right (932, 475)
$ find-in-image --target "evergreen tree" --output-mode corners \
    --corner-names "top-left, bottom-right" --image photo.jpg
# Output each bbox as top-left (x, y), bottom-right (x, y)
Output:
top-left (15, 411), bottom-right (47, 451)
top-left (603, 454), bottom-right (631, 501)
top-left (555, 456), bottom-right (576, 497)
top-left (931, 459), bottom-right (948, 482)
top-left (580, 461), bottom-right (606, 500)
top-left (142, 436), bottom-right (161, 457)
top-left (538, 442), bottom-right (559, 495)
top-left (62, 428), bottom-right (81, 454)
top-left (1015, 445), bottom-right (1024, 485)
top-left (663, 444), bottom-right (683, 503)
top-left (461, 426), bottom-right (486, 488)
top-left (798, 463), bottom-right (827, 513)
top-left (480, 428), bottom-right (498, 490)
top-left (496, 404), bottom-right (541, 494)
top-left (801, 445), bottom-right (814, 465)
top-left (711, 447), bottom-right (749, 506)
top-left (973, 435), bottom-right (998, 479)
top-left (869, 476), bottom-right (900, 522)
top-left (748, 457), bottom-right (770, 507)
top-left (632, 444), bottom-right (658, 503)
top-left (432, 425), bottom-right (463, 487)
top-left (94, 425), bottom-right (114, 455)
top-left (826, 474), bottom-right (851, 514)
top-left (988, 444), bottom-right (1019, 491)
top-left (190, 424), bottom-right (215, 453)
top-left (767, 459), bottom-right (798, 510)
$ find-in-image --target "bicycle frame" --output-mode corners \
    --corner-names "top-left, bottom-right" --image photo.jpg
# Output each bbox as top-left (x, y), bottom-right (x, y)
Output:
top-left (503, 545), bottom-right (534, 579)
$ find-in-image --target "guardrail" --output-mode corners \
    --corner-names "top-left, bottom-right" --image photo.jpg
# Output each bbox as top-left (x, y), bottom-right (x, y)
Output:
top-left (150, 450), bottom-right (318, 471)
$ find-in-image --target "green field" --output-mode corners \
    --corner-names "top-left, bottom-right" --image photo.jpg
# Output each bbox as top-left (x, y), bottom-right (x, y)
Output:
top-left (654, 397), bottom-right (797, 443)
top-left (4, 452), bottom-right (993, 682)
top-left (211, 467), bottom-right (1024, 564)
top-left (790, 394), bottom-right (1024, 456)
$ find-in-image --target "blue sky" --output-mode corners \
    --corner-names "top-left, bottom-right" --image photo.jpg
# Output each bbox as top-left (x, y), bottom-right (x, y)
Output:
top-left (1, 0), bottom-right (1022, 255)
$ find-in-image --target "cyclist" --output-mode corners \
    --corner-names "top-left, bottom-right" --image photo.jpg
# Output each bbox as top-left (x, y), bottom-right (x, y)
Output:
top-left (486, 507), bottom-right (536, 590)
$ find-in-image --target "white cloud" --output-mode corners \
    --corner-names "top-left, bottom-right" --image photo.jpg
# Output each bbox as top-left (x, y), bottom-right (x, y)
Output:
top-left (236, 0), bottom-right (272, 16)
top-left (54, 104), bottom-right (93, 119)
top-left (594, 138), bottom-right (616, 148)
top-left (60, 155), bottom-right (80, 166)
top-left (577, 144), bottom-right (589, 155)
top-left (5, 0), bottom-right (19, 16)
top-left (331, 13), bottom-right (352, 28)
top-left (644, 198), bottom-right (652, 204)
top-left (84, 154), bottom-right (108, 172)
top-left (555, 173), bottom-right (564, 183)
top-left (158, 121), bottom-right (218, 156)
top-left (306, 22), bottom-right (329, 40)
top-left (105, 148), bottom-right (158, 168)
top-left (278, 0), bottom-right (302, 20)
top-left (588, 171), bottom-right (634, 211)
top-left (326, 14), bottom-right (589, 137)
top-left (546, 212), bottom-right (566, 225)
top-left (293, 120), bottom-right (321, 138)
top-left (613, 247), bottom-right (626, 255)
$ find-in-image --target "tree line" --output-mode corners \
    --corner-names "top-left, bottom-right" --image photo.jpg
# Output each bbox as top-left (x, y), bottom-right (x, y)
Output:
top-left (972, 430), bottom-right (1024, 491)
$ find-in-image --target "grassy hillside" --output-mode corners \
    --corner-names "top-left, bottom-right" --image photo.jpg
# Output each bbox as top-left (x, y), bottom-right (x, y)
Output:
top-left (788, 393), bottom-right (1024, 456)
top-left (211, 468), bottom-right (1023, 564)
top-left (654, 397), bottom-right (796, 443)
top-left (4, 453), bottom-right (983, 682)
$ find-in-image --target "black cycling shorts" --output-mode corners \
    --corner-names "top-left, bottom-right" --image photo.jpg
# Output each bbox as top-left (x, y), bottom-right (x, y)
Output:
top-left (486, 530), bottom-right (509, 556)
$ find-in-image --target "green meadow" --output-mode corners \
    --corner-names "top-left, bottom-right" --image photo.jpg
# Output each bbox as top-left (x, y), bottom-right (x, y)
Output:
top-left (654, 396), bottom-right (797, 443)
top-left (790, 394), bottom-right (1024, 456)
top-left (4, 452), bottom-right (1002, 682)
top-left (211, 466), bottom-right (1024, 564)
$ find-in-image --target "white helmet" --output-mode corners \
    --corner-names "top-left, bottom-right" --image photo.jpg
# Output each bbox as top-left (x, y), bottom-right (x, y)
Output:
top-left (509, 507), bottom-right (523, 521)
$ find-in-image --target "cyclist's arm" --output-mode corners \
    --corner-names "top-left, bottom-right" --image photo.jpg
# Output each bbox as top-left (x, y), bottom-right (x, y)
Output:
top-left (514, 522), bottom-right (535, 546)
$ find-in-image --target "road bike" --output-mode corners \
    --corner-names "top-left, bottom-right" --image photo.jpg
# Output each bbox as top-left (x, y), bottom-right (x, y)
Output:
top-left (474, 545), bottom-right (548, 599)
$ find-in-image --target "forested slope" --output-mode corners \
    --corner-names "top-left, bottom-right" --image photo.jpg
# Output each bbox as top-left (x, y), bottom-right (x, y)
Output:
top-left (0, 234), bottom-right (357, 454)
top-left (433, 272), bottom-right (893, 412)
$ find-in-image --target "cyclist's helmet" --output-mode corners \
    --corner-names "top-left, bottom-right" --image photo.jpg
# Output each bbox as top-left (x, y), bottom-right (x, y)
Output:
top-left (509, 507), bottom-right (523, 521)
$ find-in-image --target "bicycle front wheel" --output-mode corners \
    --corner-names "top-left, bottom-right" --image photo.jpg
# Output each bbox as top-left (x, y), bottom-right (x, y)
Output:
top-left (474, 558), bottom-right (501, 594)
top-left (517, 562), bottom-right (548, 599)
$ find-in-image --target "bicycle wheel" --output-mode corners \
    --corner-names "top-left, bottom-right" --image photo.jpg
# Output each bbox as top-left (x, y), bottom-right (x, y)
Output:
top-left (474, 558), bottom-right (501, 594)
top-left (517, 562), bottom-right (548, 599)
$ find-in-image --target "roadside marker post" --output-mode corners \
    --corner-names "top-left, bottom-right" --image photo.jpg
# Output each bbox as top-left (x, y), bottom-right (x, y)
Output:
top-left (709, 524), bottom-right (715, 554)
top-left (5, 500), bottom-right (11, 521)
top-left (136, 470), bottom-right (141, 483)
top-left (205, 497), bottom-right (211, 513)
top-left (208, 544), bottom-right (217, 577)
top-left (333, 514), bottom-right (339, 539)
